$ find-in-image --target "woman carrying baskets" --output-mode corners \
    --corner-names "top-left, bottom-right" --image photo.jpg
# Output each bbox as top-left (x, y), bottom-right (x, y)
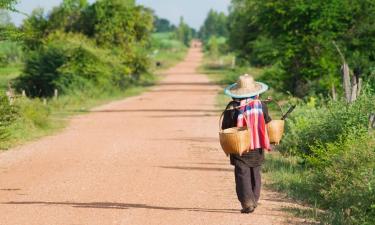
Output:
top-left (221, 74), bottom-right (272, 214)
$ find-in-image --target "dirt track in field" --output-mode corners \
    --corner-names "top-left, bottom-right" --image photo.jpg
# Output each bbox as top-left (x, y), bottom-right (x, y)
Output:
top-left (0, 43), bottom-right (308, 225)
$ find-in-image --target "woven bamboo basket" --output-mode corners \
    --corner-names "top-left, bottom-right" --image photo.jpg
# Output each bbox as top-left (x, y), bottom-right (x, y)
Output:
top-left (267, 100), bottom-right (285, 145)
top-left (267, 120), bottom-right (285, 145)
top-left (219, 113), bottom-right (250, 156)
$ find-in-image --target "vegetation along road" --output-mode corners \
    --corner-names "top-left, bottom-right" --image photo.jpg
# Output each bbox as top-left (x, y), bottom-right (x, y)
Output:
top-left (0, 44), bottom-right (309, 225)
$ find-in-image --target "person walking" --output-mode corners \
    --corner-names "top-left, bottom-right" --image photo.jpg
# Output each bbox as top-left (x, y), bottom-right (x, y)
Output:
top-left (221, 74), bottom-right (272, 213)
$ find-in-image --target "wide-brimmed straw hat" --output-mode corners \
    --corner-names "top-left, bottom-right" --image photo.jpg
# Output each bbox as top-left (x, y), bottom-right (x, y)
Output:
top-left (224, 74), bottom-right (268, 98)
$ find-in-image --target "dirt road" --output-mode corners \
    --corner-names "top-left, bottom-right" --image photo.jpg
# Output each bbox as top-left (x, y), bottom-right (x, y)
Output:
top-left (0, 45), bottom-right (305, 225)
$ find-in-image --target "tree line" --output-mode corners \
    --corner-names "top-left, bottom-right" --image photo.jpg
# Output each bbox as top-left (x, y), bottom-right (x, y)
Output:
top-left (199, 0), bottom-right (375, 97)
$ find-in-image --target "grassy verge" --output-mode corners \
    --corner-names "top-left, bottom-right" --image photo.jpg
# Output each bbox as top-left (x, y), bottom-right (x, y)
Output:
top-left (0, 42), bottom-right (188, 150)
top-left (1, 84), bottom-right (152, 149)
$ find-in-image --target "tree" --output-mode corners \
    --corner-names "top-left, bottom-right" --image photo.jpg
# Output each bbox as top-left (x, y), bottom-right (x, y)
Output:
top-left (199, 9), bottom-right (228, 41)
top-left (228, 0), bottom-right (375, 97)
top-left (175, 17), bottom-right (192, 46)
top-left (47, 0), bottom-right (88, 32)
top-left (21, 8), bottom-right (49, 50)
top-left (79, 0), bottom-right (153, 49)
top-left (154, 16), bottom-right (175, 32)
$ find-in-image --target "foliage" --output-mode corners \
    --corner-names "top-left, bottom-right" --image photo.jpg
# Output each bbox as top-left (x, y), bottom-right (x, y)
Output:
top-left (0, 94), bottom-right (18, 140)
top-left (279, 91), bottom-right (375, 158)
top-left (154, 16), bottom-right (175, 33)
top-left (47, 0), bottom-right (88, 32)
top-left (80, 0), bottom-right (153, 49)
top-left (16, 32), bottom-right (137, 97)
top-left (228, 0), bottom-right (375, 97)
top-left (270, 90), bottom-right (375, 224)
top-left (17, 97), bottom-right (51, 129)
top-left (16, 0), bottom-right (155, 98)
top-left (151, 32), bottom-right (184, 50)
top-left (205, 36), bottom-right (228, 57)
top-left (21, 8), bottom-right (49, 50)
top-left (0, 0), bottom-right (17, 10)
top-left (307, 133), bottom-right (375, 225)
top-left (15, 37), bottom-right (67, 97)
top-left (199, 9), bottom-right (228, 41)
top-left (0, 40), bottom-right (23, 65)
top-left (175, 17), bottom-right (194, 46)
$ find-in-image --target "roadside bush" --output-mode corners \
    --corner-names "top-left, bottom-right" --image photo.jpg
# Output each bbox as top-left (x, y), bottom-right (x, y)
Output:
top-left (279, 91), bottom-right (375, 158)
top-left (16, 43), bottom-right (67, 97)
top-left (17, 98), bottom-right (51, 128)
top-left (308, 133), bottom-right (375, 225)
top-left (0, 95), bottom-right (18, 140)
top-left (16, 32), bottom-right (134, 97)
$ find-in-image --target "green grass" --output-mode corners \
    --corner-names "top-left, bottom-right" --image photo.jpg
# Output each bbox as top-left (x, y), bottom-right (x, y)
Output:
top-left (0, 65), bottom-right (21, 90)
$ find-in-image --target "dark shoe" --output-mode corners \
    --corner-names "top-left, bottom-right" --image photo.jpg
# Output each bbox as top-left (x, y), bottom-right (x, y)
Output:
top-left (240, 206), bottom-right (255, 214)
top-left (240, 201), bottom-right (255, 214)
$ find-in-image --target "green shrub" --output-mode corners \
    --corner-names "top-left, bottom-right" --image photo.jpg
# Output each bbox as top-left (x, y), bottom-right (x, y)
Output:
top-left (274, 90), bottom-right (375, 224)
top-left (16, 32), bottom-right (135, 97)
top-left (16, 43), bottom-right (67, 97)
top-left (17, 98), bottom-right (50, 128)
top-left (0, 95), bottom-right (18, 140)
top-left (279, 91), bottom-right (375, 158)
top-left (308, 133), bottom-right (375, 225)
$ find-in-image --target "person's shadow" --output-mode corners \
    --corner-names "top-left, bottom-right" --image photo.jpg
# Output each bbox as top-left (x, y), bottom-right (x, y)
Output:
top-left (3, 201), bottom-right (238, 214)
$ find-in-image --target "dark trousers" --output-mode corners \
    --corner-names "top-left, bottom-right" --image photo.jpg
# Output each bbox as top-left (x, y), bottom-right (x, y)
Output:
top-left (234, 164), bottom-right (262, 207)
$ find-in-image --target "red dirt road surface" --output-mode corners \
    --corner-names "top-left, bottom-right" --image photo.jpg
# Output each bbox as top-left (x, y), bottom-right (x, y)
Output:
top-left (0, 44), bottom-right (306, 225)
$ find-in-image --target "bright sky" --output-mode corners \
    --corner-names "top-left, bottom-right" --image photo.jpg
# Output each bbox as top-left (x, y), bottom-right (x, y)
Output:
top-left (10, 0), bottom-right (230, 29)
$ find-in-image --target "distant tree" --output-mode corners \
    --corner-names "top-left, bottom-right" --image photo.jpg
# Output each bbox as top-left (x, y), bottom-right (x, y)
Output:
top-left (199, 9), bottom-right (228, 41)
top-left (21, 8), bottom-right (49, 50)
top-left (175, 17), bottom-right (192, 46)
top-left (154, 16), bottom-right (175, 33)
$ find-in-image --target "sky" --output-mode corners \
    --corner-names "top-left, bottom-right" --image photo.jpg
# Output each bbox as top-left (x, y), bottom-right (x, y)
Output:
top-left (9, 0), bottom-right (231, 30)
